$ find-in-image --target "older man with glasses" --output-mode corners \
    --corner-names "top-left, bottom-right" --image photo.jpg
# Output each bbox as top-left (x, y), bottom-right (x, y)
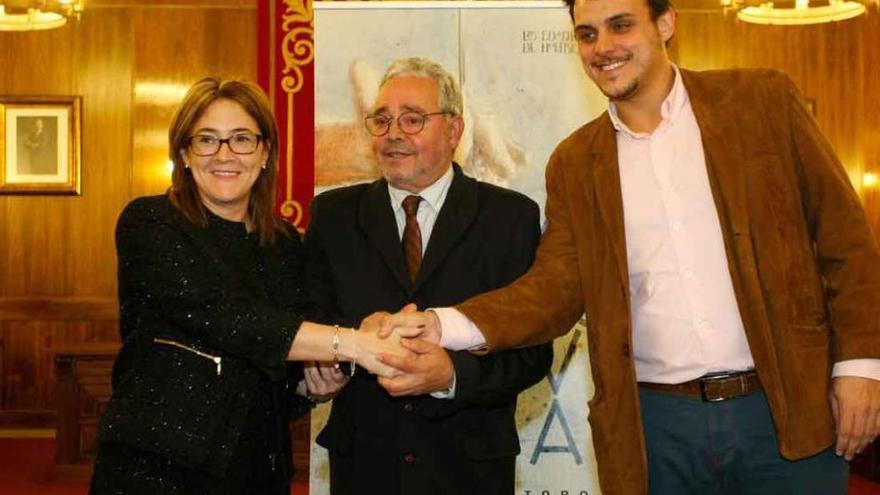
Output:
top-left (302, 57), bottom-right (552, 495)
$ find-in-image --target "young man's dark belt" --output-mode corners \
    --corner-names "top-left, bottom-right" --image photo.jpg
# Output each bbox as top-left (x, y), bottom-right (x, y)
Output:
top-left (638, 370), bottom-right (761, 402)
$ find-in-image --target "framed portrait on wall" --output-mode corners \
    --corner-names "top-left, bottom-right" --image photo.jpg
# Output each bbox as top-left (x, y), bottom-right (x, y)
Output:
top-left (0, 95), bottom-right (82, 194)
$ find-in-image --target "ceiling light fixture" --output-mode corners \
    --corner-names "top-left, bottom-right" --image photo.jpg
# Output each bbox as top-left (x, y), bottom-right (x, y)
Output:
top-left (0, 1), bottom-right (84, 32)
top-left (737, 0), bottom-right (865, 25)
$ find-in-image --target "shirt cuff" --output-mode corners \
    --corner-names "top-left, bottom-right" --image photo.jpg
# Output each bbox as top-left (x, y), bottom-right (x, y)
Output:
top-left (832, 359), bottom-right (880, 381)
top-left (430, 307), bottom-right (487, 351)
top-left (429, 373), bottom-right (457, 399)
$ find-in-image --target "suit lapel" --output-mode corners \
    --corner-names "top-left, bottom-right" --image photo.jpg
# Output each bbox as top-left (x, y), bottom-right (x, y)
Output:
top-left (588, 115), bottom-right (630, 287)
top-left (357, 179), bottom-right (412, 292)
top-left (416, 164), bottom-right (478, 292)
top-left (681, 69), bottom-right (749, 236)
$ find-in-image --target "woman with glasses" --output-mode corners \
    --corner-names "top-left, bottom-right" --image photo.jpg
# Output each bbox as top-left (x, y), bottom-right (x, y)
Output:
top-left (90, 77), bottom-right (406, 495)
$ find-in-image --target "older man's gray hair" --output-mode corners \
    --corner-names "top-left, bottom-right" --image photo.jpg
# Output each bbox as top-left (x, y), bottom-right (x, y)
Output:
top-left (380, 57), bottom-right (463, 117)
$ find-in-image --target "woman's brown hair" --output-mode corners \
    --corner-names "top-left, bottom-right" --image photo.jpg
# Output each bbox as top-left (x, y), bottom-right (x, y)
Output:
top-left (167, 77), bottom-right (285, 245)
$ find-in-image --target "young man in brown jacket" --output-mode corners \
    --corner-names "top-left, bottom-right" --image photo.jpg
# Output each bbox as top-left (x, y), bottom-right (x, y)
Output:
top-left (379, 0), bottom-right (880, 493)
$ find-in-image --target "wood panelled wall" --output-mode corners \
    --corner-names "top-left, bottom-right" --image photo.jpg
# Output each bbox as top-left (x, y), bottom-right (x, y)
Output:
top-left (0, 0), bottom-right (256, 423)
top-left (0, 0), bottom-right (878, 423)
top-left (672, 4), bottom-right (880, 207)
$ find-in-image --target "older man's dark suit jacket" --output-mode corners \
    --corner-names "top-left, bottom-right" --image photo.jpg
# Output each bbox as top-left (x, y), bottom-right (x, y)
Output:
top-left (304, 164), bottom-right (553, 495)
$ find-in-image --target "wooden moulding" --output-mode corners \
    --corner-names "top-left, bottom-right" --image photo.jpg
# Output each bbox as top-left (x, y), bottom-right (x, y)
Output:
top-left (0, 297), bottom-right (118, 321)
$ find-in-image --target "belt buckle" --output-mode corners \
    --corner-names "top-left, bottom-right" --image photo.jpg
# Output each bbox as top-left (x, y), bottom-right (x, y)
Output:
top-left (699, 373), bottom-right (735, 402)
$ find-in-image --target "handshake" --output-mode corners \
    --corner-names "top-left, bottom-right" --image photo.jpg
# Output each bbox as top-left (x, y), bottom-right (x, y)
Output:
top-left (300, 305), bottom-right (447, 402)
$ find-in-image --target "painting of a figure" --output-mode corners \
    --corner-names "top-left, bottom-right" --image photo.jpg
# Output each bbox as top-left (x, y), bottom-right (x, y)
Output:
top-left (1, 96), bottom-right (81, 194)
top-left (16, 116), bottom-right (59, 175)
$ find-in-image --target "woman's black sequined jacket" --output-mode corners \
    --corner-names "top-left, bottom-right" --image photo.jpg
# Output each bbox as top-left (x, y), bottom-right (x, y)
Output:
top-left (97, 195), bottom-right (312, 476)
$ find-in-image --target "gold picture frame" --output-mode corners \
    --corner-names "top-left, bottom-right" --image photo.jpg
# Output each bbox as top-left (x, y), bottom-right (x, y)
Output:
top-left (0, 95), bottom-right (82, 195)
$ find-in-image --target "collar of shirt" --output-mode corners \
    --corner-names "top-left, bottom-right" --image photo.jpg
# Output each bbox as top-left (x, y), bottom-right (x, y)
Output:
top-left (387, 164), bottom-right (455, 242)
top-left (608, 65), bottom-right (689, 139)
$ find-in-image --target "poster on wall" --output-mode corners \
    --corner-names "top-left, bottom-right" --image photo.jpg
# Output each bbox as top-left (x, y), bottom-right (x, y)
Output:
top-left (310, 2), bottom-right (607, 494)
top-left (312, 1), bottom-right (606, 217)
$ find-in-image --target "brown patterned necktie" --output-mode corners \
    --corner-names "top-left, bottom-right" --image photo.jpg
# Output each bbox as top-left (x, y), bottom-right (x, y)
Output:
top-left (401, 195), bottom-right (423, 283)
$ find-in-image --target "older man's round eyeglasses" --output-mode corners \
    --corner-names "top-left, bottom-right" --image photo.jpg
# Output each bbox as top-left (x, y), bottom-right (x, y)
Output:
top-left (364, 110), bottom-right (453, 137)
top-left (188, 131), bottom-right (263, 156)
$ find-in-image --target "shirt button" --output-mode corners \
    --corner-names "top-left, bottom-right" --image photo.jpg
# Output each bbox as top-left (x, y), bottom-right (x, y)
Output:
top-left (683, 270), bottom-right (694, 279)
top-left (696, 319), bottom-right (707, 328)
top-left (402, 402), bottom-right (413, 413)
top-left (403, 452), bottom-right (416, 464)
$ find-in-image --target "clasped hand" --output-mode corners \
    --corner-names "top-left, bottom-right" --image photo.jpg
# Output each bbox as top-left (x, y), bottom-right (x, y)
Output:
top-left (297, 362), bottom-right (348, 402)
top-left (296, 320), bottom-right (416, 401)
top-left (361, 306), bottom-right (455, 397)
top-left (375, 303), bottom-right (442, 343)
top-left (350, 321), bottom-right (412, 378)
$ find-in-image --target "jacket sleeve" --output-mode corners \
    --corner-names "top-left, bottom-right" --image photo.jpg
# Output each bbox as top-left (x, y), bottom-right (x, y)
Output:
top-left (456, 149), bottom-right (586, 352)
top-left (302, 198), bottom-right (342, 325)
top-left (779, 73), bottom-right (880, 361)
top-left (416, 199), bottom-right (553, 418)
top-left (115, 199), bottom-right (302, 381)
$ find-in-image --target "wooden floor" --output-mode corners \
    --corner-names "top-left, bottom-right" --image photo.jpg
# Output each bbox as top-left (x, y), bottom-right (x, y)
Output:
top-left (0, 433), bottom-right (308, 495)
top-left (0, 432), bottom-right (876, 495)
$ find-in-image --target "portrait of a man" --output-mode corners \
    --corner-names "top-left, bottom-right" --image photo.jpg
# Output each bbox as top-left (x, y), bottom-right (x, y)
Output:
top-left (17, 116), bottom-right (58, 175)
